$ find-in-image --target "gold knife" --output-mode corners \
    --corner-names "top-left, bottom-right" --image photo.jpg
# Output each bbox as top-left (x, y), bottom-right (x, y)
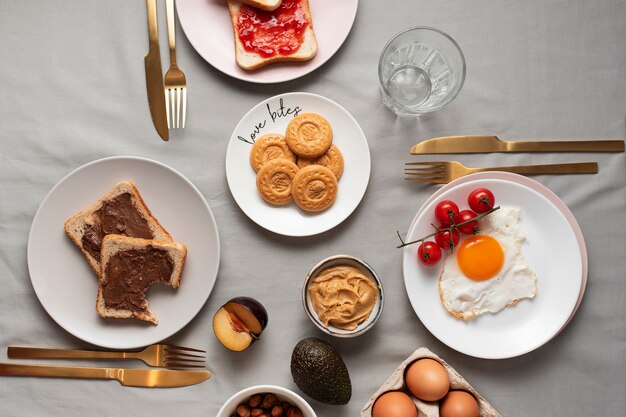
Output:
top-left (410, 135), bottom-right (625, 154)
top-left (0, 363), bottom-right (211, 388)
top-left (145, 0), bottom-right (169, 141)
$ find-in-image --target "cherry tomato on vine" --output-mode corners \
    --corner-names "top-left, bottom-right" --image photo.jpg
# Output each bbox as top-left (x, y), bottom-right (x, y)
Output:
top-left (434, 228), bottom-right (460, 250)
top-left (468, 188), bottom-right (495, 214)
top-left (434, 200), bottom-right (460, 226)
top-left (417, 241), bottom-right (442, 266)
top-left (457, 210), bottom-right (479, 234)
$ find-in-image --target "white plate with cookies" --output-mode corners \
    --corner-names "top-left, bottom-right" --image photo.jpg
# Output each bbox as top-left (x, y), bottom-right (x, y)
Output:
top-left (226, 92), bottom-right (370, 236)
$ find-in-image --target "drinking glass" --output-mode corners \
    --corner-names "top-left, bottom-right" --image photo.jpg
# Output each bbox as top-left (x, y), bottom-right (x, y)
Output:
top-left (378, 27), bottom-right (466, 116)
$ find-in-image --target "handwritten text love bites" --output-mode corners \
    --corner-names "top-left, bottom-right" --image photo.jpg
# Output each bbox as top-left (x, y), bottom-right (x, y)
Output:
top-left (237, 98), bottom-right (302, 144)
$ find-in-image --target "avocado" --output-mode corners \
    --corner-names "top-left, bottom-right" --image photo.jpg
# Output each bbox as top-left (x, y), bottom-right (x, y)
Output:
top-left (290, 337), bottom-right (352, 405)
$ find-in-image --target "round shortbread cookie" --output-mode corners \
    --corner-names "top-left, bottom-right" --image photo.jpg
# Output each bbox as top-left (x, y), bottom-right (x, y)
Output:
top-left (297, 144), bottom-right (344, 179)
top-left (291, 165), bottom-right (338, 212)
top-left (256, 159), bottom-right (300, 205)
top-left (250, 133), bottom-right (296, 172)
top-left (285, 113), bottom-right (333, 158)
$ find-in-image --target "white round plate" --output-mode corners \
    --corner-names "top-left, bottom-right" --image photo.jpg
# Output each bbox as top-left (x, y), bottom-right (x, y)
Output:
top-left (176, 0), bottom-right (359, 83)
top-left (403, 178), bottom-right (582, 359)
top-left (27, 157), bottom-right (220, 349)
top-left (408, 172), bottom-right (588, 334)
top-left (226, 92), bottom-right (370, 236)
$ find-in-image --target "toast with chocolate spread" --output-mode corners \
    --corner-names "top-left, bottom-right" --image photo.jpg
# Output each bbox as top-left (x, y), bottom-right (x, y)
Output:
top-left (228, 0), bottom-right (318, 70)
top-left (64, 181), bottom-right (172, 280)
top-left (98, 235), bottom-right (187, 325)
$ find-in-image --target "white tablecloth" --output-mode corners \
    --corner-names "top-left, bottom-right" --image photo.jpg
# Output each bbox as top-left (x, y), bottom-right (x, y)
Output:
top-left (1, 1), bottom-right (625, 416)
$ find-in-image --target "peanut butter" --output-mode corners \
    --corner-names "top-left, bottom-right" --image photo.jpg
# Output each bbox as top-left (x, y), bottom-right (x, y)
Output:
top-left (308, 265), bottom-right (379, 331)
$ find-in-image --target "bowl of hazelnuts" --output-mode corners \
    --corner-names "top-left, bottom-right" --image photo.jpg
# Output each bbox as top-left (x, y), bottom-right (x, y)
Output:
top-left (217, 385), bottom-right (317, 417)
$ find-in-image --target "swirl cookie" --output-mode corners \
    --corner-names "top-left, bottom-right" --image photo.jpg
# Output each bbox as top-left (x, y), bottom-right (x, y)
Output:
top-left (297, 144), bottom-right (344, 179)
top-left (250, 133), bottom-right (296, 172)
top-left (291, 165), bottom-right (338, 212)
top-left (286, 113), bottom-right (333, 158)
top-left (256, 159), bottom-right (300, 205)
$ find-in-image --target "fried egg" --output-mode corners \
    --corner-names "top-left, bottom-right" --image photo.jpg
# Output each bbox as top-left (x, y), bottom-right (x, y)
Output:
top-left (438, 206), bottom-right (537, 320)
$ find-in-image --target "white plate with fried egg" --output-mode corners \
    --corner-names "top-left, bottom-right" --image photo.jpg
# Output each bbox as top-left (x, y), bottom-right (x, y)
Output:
top-left (403, 177), bottom-right (582, 359)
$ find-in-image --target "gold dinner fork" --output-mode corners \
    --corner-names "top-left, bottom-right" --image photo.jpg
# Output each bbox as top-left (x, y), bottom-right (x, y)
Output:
top-left (164, 0), bottom-right (187, 129)
top-left (8, 344), bottom-right (206, 369)
top-left (405, 161), bottom-right (598, 184)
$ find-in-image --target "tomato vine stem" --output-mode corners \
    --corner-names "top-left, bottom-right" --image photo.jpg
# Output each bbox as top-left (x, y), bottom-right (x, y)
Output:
top-left (396, 206), bottom-right (501, 249)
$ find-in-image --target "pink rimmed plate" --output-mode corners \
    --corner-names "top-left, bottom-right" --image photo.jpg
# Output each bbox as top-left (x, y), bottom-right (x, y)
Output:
top-left (176, 0), bottom-right (359, 83)
top-left (406, 172), bottom-right (587, 335)
top-left (402, 174), bottom-right (584, 359)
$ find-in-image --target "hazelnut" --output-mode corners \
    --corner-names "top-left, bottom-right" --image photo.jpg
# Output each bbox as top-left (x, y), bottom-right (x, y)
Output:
top-left (262, 394), bottom-right (278, 409)
top-left (271, 405), bottom-right (283, 417)
top-left (286, 407), bottom-right (302, 417)
top-left (236, 405), bottom-right (251, 417)
top-left (249, 395), bottom-right (263, 408)
top-left (251, 409), bottom-right (264, 417)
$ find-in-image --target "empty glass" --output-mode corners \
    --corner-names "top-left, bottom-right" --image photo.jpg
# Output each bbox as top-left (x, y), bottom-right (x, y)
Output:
top-left (378, 27), bottom-right (466, 116)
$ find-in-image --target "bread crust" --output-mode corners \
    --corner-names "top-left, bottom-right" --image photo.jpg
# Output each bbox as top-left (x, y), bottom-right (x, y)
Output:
top-left (64, 181), bottom-right (172, 280)
top-left (228, 0), bottom-right (318, 70)
top-left (239, 0), bottom-right (282, 11)
top-left (97, 235), bottom-right (187, 325)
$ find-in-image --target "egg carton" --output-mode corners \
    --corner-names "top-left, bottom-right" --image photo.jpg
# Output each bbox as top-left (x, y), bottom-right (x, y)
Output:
top-left (360, 347), bottom-right (501, 417)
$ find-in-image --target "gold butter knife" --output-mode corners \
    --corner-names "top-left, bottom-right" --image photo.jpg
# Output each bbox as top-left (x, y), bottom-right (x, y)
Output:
top-left (0, 363), bottom-right (211, 387)
top-left (410, 135), bottom-right (625, 154)
top-left (145, 0), bottom-right (169, 141)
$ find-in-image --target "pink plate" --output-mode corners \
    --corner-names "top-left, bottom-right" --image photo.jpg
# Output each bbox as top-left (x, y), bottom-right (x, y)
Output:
top-left (176, 0), bottom-right (359, 84)
top-left (407, 172), bottom-right (587, 335)
top-left (404, 175), bottom-right (583, 358)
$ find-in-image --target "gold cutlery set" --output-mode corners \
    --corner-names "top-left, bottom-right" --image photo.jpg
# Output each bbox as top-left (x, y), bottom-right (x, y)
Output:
top-left (145, 0), bottom-right (187, 141)
top-left (0, 344), bottom-right (210, 388)
top-left (407, 135), bottom-right (625, 183)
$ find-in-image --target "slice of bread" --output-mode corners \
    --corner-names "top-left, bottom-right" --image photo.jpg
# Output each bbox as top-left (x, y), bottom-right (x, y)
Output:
top-left (64, 181), bottom-right (172, 279)
top-left (239, 0), bottom-right (282, 11)
top-left (98, 235), bottom-right (187, 325)
top-left (228, 0), bottom-right (318, 70)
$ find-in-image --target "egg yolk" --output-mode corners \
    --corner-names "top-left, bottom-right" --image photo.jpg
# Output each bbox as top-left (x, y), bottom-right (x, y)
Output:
top-left (457, 235), bottom-right (504, 281)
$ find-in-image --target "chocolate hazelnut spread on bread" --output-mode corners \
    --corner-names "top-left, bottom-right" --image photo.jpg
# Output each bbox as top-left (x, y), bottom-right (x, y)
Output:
top-left (66, 183), bottom-right (186, 324)
top-left (101, 246), bottom-right (174, 312)
top-left (82, 193), bottom-right (154, 260)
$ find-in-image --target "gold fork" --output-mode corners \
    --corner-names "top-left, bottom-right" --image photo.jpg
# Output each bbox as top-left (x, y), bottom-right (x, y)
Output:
top-left (164, 0), bottom-right (187, 129)
top-left (405, 161), bottom-right (598, 184)
top-left (7, 344), bottom-right (205, 369)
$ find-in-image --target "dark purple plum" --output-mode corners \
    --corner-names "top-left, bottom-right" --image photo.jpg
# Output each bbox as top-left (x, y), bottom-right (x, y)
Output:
top-left (212, 297), bottom-right (268, 352)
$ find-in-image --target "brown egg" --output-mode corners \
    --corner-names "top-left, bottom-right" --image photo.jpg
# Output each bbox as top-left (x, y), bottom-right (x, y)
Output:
top-left (440, 391), bottom-right (480, 417)
top-left (372, 391), bottom-right (417, 417)
top-left (404, 358), bottom-right (450, 401)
